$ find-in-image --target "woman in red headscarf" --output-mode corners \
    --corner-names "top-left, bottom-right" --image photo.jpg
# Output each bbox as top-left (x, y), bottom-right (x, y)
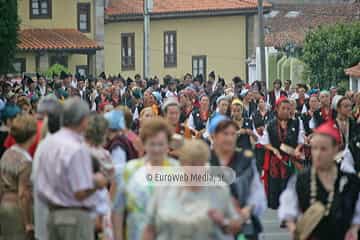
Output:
top-left (278, 121), bottom-right (360, 240)
top-left (261, 97), bottom-right (304, 209)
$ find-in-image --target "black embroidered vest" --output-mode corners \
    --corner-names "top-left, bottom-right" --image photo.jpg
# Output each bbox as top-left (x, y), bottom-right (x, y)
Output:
top-left (267, 118), bottom-right (299, 149)
top-left (296, 169), bottom-right (360, 240)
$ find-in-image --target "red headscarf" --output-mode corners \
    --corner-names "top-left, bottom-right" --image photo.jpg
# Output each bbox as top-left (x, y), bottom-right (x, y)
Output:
top-left (314, 120), bottom-right (341, 144)
top-left (275, 96), bottom-right (288, 107)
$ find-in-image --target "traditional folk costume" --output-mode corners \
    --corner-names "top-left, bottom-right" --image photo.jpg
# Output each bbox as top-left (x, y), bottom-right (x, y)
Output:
top-left (340, 130), bottom-right (360, 176)
top-left (301, 110), bottom-right (315, 137)
top-left (187, 107), bottom-right (210, 134)
top-left (174, 122), bottom-right (198, 139)
top-left (268, 89), bottom-right (287, 111)
top-left (104, 110), bottom-right (139, 162)
top-left (301, 110), bottom-right (317, 164)
top-left (262, 117), bottom-right (304, 209)
top-left (210, 149), bottom-right (267, 240)
top-left (296, 97), bottom-right (308, 114)
top-left (235, 117), bottom-right (253, 150)
top-left (36, 84), bottom-right (47, 97)
top-left (252, 109), bottom-right (273, 126)
top-left (242, 101), bottom-right (257, 121)
top-left (335, 118), bottom-right (360, 151)
top-left (252, 117), bottom-right (266, 174)
top-left (279, 169), bottom-right (360, 240)
top-left (179, 106), bottom-right (193, 124)
top-left (279, 122), bottom-right (360, 240)
top-left (179, 89), bottom-right (195, 124)
top-left (262, 98), bottom-right (304, 209)
top-left (312, 107), bottom-right (334, 128)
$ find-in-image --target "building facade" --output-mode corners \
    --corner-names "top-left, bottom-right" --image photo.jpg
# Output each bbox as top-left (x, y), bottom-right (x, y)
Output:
top-left (104, 0), bottom-right (270, 81)
top-left (14, 0), bottom-right (270, 81)
top-left (15, 0), bottom-right (104, 75)
top-left (346, 63), bottom-right (360, 92)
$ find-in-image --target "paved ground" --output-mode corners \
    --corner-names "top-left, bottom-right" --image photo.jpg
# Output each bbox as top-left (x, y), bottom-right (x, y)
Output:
top-left (259, 209), bottom-right (290, 240)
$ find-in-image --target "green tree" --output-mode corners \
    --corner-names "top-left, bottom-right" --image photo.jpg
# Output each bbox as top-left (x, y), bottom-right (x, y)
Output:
top-left (0, 0), bottom-right (20, 74)
top-left (45, 64), bottom-right (71, 78)
top-left (302, 23), bottom-right (360, 89)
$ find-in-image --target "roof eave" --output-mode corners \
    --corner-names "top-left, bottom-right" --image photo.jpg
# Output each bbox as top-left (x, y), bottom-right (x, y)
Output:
top-left (345, 72), bottom-right (360, 77)
top-left (17, 47), bottom-right (103, 53)
top-left (345, 65), bottom-right (360, 77)
top-left (105, 7), bottom-right (271, 23)
top-left (271, 42), bottom-right (304, 48)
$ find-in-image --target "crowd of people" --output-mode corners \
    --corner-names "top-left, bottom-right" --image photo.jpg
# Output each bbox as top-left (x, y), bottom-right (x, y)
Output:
top-left (0, 70), bottom-right (360, 240)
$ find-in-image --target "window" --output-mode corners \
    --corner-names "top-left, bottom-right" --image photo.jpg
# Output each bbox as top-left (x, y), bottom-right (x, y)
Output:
top-left (121, 33), bottom-right (135, 70)
top-left (50, 55), bottom-right (68, 67)
top-left (76, 65), bottom-right (88, 77)
top-left (78, 3), bottom-right (91, 33)
top-left (192, 56), bottom-right (207, 80)
top-left (30, 0), bottom-right (51, 19)
top-left (351, 77), bottom-right (359, 91)
top-left (264, 10), bottom-right (280, 18)
top-left (285, 11), bottom-right (301, 18)
top-left (164, 31), bottom-right (177, 67)
top-left (13, 58), bottom-right (26, 73)
top-left (35, 55), bottom-right (41, 72)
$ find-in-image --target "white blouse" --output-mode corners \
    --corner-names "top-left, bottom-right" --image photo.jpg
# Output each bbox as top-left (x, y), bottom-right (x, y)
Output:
top-left (278, 175), bottom-right (360, 225)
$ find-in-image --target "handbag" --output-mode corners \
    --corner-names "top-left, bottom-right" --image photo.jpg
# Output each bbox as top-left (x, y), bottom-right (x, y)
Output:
top-left (294, 201), bottom-right (325, 240)
top-left (280, 144), bottom-right (305, 171)
top-left (280, 143), bottom-right (305, 160)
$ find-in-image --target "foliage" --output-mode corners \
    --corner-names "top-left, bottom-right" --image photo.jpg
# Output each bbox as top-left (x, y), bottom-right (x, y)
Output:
top-left (44, 64), bottom-right (70, 78)
top-left (337, 81), bottom-right (348, 94)
top-left (0, 0), bottom-right (20, 74)
top-left (302, 22), bottom-right (360, 89)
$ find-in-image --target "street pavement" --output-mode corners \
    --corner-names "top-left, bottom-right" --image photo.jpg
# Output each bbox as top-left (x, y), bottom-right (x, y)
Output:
top-left (259, 209), bottom-right (291, 240)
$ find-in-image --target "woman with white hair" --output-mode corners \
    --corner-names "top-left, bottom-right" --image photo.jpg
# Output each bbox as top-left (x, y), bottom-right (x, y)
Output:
top-left (143, 139), bottom-right (242, 240)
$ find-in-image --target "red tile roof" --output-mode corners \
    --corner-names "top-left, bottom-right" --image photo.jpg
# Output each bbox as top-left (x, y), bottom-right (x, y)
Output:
top-left (18, 29), bottom-right (103, 51)
top-left (265, 3), bottom-right (360, 48)
top-left (345, 63), bottom-right (360, 78)
top-left (106, 0), bottom-right (271, 16)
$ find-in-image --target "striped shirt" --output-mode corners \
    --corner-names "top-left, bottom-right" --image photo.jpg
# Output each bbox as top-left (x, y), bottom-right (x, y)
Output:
top-left (34, 128), bottom-right (96, 208)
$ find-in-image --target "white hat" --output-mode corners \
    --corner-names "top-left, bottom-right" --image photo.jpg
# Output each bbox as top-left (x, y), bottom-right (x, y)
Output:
top-left (331, 95), bottom-right (343, 110)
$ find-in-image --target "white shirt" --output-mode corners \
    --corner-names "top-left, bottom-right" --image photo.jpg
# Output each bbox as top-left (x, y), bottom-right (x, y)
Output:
top-left (266, 89), bottom-right (282, 106)
top-left (275, 89), bottom-right (281, 100)
top-left (120, 87), bottom-right (126, 97)
top-left (39, 85), bottom-right (47, 96)
top-left (261, 118), bottom-right (305, 145)
top-left (71, 80), bottom-right (77, 88)
top-left (165, 90), bottom-right (177, 98)
top-left (32, 135), bottom-right (51, 240)
top-left (111, 146), bottom-right (127, 201)
top-left (340, 147), bottom-right (356, 174)
top-left (247, 160), bottom-right (268, 217)
top-left (133, 107), bottom-right (140, 121)
top-left (278, 175), bottom-right (360, 225)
